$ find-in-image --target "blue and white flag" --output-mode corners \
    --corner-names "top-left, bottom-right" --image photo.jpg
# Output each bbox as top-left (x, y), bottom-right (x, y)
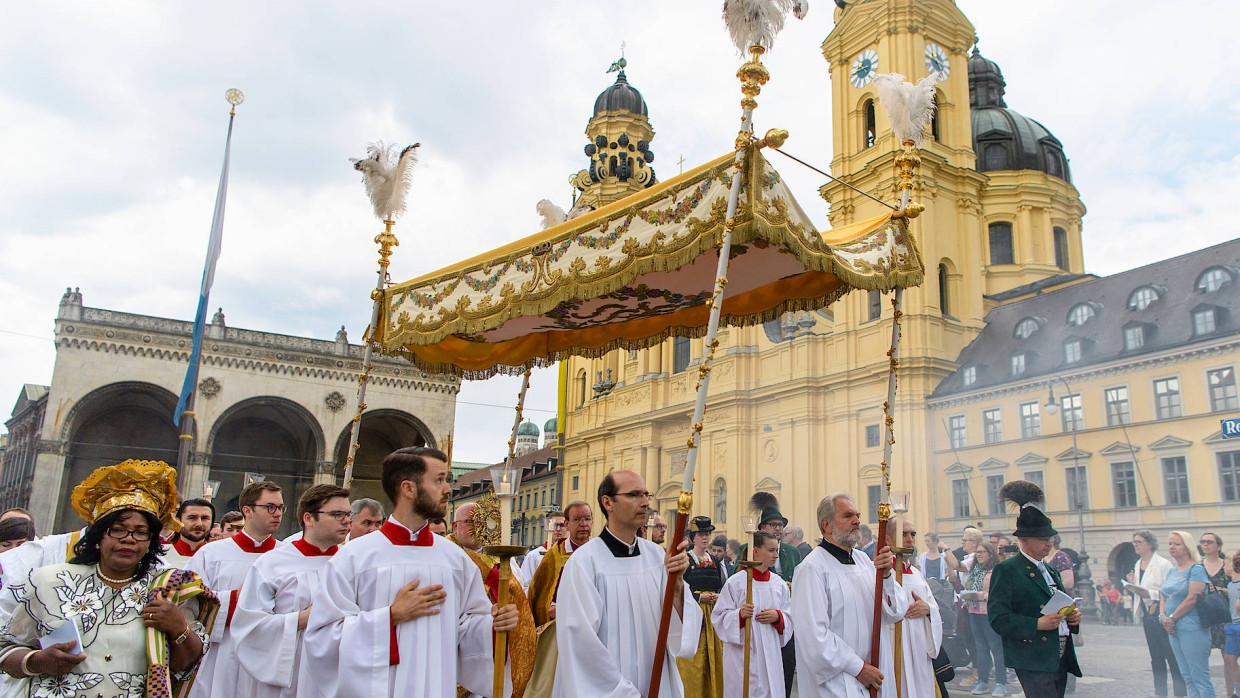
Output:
top-left (174, 112), bottom-right (235, 427)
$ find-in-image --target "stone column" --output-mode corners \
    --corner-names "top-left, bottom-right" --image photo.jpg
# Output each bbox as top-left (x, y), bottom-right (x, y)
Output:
top-left (29, 443), bottom-right (67, 535)
top-left (315, 461), bottom-right (337, 486)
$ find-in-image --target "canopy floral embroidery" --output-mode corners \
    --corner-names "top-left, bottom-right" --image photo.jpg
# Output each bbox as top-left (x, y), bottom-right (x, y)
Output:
top-left (376, 146), bottom-right (923, 377)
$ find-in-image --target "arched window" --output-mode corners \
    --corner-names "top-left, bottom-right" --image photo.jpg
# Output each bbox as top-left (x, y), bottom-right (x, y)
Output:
top-left (1197, 267), bottom-right (1233, 293)
top-left (576, 369), bottom-right (587, 407)
top-left (938, 263), bottom-right (950, 316)
top-left (1066, 303), bottom-right (1095, 327)
top-left (1014, 318), bottom-right (1040, 340)
top-left (1053, 226), bottom-right (1069, 270)
top-left (713, 477), bottom-right (727, 524)
top-left (988, 222), bottom-right (1014, 265)
top-left (864, 100), bottom-right (876, 149)
top-left (1127, 286), bottom-right (1160, 311)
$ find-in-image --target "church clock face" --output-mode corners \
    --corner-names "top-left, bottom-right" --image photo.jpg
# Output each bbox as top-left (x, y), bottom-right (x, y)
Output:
top-left (924, 43), bottom-right (950, 81)
top-left (850, 49), bottom-right (879, 88)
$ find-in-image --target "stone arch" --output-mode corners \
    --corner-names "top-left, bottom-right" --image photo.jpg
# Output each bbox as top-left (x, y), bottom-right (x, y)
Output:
top-left (207, 396), bottom-right (325, 538)
top-left (1106, 541), bottom-right (1138, 584)
top-left (56, 381), bottom-right (181, 532)
top-left (333, 409), bottom-right (434, 504)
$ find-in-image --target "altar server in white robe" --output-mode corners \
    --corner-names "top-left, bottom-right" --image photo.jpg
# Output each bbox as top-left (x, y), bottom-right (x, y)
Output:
top-left (792, 493), bottom-right (907, 698)
top-left (163, 498), bottom-right (217, 568)
top-left (553, 470), bottom-right (702, 698)
top-left (887, 517), bottom-right (942, 698)
top-left (187, 480), bottom-right (285, 698)
top-left (304, 446), bottom-right (518, 698)
top-left (713, 530), bottom-right (793, 698)
top-left (233, 484), bottom-right (351, 698)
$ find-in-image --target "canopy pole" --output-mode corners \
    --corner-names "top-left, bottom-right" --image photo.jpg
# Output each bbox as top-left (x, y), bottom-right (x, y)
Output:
top-left (648, 43), bottom-right (770, 698)
top-left (343, 219), bottom-right (398, 488)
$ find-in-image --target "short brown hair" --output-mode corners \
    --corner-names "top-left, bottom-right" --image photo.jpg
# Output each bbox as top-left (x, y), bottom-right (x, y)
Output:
top-left (220, 511), bottom-right (243, 527)
top-left (381, 446), bottom-right (448, 505)
top-left (298, 484), bottom-right (351, 524)
top-left (564, 500), bottom-right (592, 522)
top-left (753, 530), bottom-right (780, 549)
top-left (597, 473), bottom-right (619, 520)
top-left (239, 481), bottom-right (282, 510)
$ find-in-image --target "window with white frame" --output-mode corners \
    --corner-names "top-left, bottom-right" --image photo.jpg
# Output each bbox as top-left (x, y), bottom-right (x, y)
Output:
top-left (1194, 308), bottom-right (1217, 335)
top-left (949, 415), bottom-right (967, 449)
top-left (1105, 386), bottom-right (1131, 425)
top-left (983, 408), bottom-right (1003, 444)
top-left (1014, 318), bottom-right (1039, 340)
top-left (1065, 465), bottom-right (1089, 509)
top-left (987, 474), bottom-right (1006, 515)
top-left (1010, 353), bottom-right (1026, 377)
top-left (1061, 394), bottom-right (1084, 432)
top-left (963, 366), bottom-right (977, 386)
top-left (952, 479), bottom-right (971, 518)
top-left (1128, 286), bottom-right (1160, 311)
top-left (865, 424), bottom-right (881, 448)
top-left (1154, 377), bottom-right (1182, 419)
top-left (1198, 267), bottom-right (1233, 293)
top-left (1219, 451), bottom-right (1240, 502)
top-left (1162, 456), bottom-right (1190, 505)
top-left (1063, 339), bottom-right (1082, 364)
top-left (1112, 461), bottom-right (1138, 508)
top-left (1209, 367), bottom-right (1239, 412)
top-left (1020, 401), bottom-right (1042, 438)
top-left (1124, 326), bottom-right (1145, 351)
top-left (1024, 470), bottom-right (1045, 491)
top-left (1067, 303), bottom-right (1095, 327)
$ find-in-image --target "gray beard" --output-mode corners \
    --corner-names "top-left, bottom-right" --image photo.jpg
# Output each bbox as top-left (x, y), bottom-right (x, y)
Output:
top-left (832, 525), bottom-right (862, 548)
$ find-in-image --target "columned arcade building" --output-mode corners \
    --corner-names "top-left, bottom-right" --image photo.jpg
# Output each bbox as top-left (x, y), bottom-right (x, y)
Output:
top-left (4, 289), bottom-right (456, 538)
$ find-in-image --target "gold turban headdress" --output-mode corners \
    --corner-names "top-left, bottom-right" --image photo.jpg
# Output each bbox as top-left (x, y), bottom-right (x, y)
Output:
top-left (71, 459), bottom-right (181, 531)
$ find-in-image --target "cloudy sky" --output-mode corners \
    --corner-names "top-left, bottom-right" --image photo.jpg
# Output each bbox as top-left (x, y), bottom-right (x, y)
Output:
top-left (2, 1), bottom-right (1238, 464)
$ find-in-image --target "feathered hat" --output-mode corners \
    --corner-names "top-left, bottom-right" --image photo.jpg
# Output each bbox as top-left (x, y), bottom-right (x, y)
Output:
top-left (749, 491), bottom-right (787, 527)
top-left (71, 459), bottom-right (181, 531)
top-left (999, 480), bottom-right (1057, 538)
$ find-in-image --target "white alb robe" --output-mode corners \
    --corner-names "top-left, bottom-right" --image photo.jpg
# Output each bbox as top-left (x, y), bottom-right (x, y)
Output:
top-left (553, 533), bottom-right (703, 698)
top-left (894, 565), bottom-right (942, 698)
top-left (712, 569), bottom-right (793, 698)
top-left (303, 520), bottom-right (495, 698)
top-left (186, 531), bottom-right (280, 698)
top-left (791, 545), bottom-right (908, 698)
top-left (519, 543), bottom-right (547, 591)
top-left (162, 537), bottom-right (205, 569)
top-left (232, 539), bottom-right (337, 698)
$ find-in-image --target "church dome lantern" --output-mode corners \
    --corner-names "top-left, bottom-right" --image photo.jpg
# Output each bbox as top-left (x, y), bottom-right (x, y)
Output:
top-left (593, 70), bottom-right (649, 117)
top-left (571, 58), bottom-right (658, 210)
top-left (968, 48), bottom-right (1072, 182)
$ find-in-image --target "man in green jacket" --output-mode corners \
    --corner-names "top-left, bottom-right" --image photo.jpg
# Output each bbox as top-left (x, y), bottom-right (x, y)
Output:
top-left (987, 481), bottom-right (1082, 698)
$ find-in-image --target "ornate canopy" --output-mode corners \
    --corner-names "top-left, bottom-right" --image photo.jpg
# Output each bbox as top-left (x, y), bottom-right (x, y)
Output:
top-left (375, 146), bottom-right (923, 377)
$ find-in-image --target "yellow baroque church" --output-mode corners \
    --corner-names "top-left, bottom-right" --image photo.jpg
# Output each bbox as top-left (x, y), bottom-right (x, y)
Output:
top-left (556, 0), bottom-right (1239, 591)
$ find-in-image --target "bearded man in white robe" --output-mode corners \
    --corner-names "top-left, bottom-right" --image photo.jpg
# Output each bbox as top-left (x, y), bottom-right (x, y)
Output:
top-left (304, 446), bottom-right (518, 698)
top-left (887, 517), bottom-right (942, 698)
top-left (232, 484), bottom-right (352, 698)
top-left (791, 492), bottom-right (907, 697)
top-left (553, 470), bottom-right (702, 698)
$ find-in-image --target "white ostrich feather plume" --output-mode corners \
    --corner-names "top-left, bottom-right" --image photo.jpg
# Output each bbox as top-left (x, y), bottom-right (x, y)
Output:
top-left (873, 73), bottom-right (938, 146)
top-left (536, 199), bottom-right (568, 230)
top-left (722, 0), bottom-right (806, 55)
top-left (350, 141), bottom-right (420, 221)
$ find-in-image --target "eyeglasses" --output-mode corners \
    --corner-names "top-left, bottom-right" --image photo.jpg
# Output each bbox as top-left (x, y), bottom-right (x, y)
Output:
top-left (105, 526), bottom-right (152, 541)
top-left (251, 504), bottom-right (287, 515)
top-left (652, 524), bottom-right (668, 530)
top-left (550, 523), bottom-right (568, 530)
top-left (614, 491), bottom-right (653, 501)
top-left (314, 511), bottom-right (352, 522)
top-left (569, 517), bottom-right (593, 524)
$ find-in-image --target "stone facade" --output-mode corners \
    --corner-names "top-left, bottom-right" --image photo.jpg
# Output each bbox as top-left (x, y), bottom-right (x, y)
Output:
top-left (17, 289), bottom-right (457, 537)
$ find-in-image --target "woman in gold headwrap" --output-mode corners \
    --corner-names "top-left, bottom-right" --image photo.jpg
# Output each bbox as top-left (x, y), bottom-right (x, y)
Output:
top-left (0, 459), bottom-right (219, 698)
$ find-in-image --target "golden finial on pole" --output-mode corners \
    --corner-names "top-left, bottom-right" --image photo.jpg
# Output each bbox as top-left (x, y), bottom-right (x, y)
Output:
top-left (225, 88), bottom-right (244, 116)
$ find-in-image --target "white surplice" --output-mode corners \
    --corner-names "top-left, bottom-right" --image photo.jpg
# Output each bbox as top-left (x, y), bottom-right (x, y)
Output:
top-left (303, 519), bottom-right (494, 698)
top-left (552, 531), bottom-right (703, 698)
top-left (712, 569), bottom-right (793, 698)
top-left (232, 539), bottom-right (337, 698)
top-left (791, 544), bottom-right (908, 698)
top-left (186, 531), bottom-right (280, 698)
top-left (894, 565), bottom-right (942, 698)
top-left (519, 544), bottom-right (547, 591)
top-left (162, 537), bottom-right (205, 569)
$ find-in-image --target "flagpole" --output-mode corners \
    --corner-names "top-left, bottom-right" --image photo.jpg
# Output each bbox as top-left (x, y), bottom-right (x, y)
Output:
top-left (174, 89), bottom-right (243, 494)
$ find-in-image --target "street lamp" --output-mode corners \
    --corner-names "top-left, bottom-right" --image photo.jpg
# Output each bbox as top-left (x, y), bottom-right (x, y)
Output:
top-left (1042, 377), bottom-right (1096, 617)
